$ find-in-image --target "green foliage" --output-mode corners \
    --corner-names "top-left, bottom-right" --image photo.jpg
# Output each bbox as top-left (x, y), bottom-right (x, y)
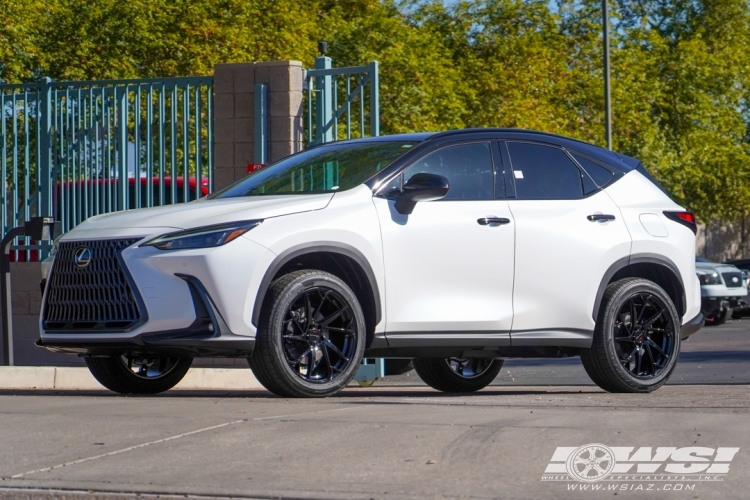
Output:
top-left (2, 0), bottom-right (750, 221)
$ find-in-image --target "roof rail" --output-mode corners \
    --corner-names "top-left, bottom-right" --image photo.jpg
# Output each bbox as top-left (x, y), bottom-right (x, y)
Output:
top-left (426, 128), bottom-right (601, 149)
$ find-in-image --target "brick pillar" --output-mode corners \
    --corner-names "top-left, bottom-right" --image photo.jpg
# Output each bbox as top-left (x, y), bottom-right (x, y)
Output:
top-left (213, 61), bottom-right (304, 190)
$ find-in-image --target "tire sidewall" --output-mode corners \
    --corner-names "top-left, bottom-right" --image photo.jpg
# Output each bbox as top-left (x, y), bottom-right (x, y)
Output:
top-left (267, 274), bottom-right (366, 395)
top-left (600, 280), bottom-right (681, 389)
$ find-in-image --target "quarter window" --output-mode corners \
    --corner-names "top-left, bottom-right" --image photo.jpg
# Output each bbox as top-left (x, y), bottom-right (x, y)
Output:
top-left (570, 152), bottom-right (615, 188)
top-left (506, 142), bottom-right (584, 200)
top-left (402, 142), bottom-right (494, 200)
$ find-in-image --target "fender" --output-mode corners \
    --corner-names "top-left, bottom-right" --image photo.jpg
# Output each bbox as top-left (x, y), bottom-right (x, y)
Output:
top-left (251, 242), bottom-right (382, 327)
top-left (592, 253), bottom-right (686, 321)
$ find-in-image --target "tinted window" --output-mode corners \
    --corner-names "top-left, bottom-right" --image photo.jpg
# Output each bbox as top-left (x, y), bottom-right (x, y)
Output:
top-left (212, 142), bottom-right (415, 198)
top-left (506, 142), bottom-right (583, 200)
top-left (571, 153), bottom-right (614, 187)
top-left (403, 142), bottom-right (494, 200)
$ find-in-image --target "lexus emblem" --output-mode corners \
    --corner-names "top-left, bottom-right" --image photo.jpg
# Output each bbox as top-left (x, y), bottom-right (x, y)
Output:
top-left (73, 246), bottom-right (92, 269)
top-left (733, 277), bottom-right (739, 283)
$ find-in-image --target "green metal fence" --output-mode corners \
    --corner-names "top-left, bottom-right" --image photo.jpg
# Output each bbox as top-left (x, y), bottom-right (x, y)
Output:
top-left (305, 58), bottom-right (379, 146)
top-left (0, 76), bottom-right (213, 258)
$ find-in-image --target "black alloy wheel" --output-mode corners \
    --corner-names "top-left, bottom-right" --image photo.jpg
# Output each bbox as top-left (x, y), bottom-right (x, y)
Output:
top-left (249, 270), bottom-right (366, 398)
top-left (120, 355), bottom-right (183, 380)
top-left (611, 293), bottom-right (676, 380)
top-left (413, 357), bottom-right (504, 393)
top-left (581, 277), bottom-right (681, 393)
top-left (281, 286), bottom-right (358, 384)
top-left (446, 358), bottom-right (495, 378)
top-left (85, 355), bottom-right (193, 394)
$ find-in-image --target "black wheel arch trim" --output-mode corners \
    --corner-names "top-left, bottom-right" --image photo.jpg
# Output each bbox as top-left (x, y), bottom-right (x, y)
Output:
top-left (593, 253), bottom-right (687, 321)
top-left (251, 242), bottom-right (382, 328)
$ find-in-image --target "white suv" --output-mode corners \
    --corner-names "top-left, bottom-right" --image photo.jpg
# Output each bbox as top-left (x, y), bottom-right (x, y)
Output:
top-left (38, 129), bottom-right (703, 397)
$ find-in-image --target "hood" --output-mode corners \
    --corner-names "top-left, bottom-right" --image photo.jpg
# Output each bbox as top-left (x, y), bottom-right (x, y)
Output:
top-left (69, 194), bottom-right (334, 232)
top-left (696, 261), bottom-right (740, 273)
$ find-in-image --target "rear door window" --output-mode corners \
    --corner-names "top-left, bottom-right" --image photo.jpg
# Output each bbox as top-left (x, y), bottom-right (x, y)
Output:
top-left (506, 142), bottom-right (584, 200)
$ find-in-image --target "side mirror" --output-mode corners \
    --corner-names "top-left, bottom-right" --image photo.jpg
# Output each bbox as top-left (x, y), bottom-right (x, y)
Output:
top-left (394, 173), bottom-right (450, 215)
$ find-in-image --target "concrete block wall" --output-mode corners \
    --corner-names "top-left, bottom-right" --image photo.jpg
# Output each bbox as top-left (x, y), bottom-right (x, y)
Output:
top-left (213, 61), bottom-right (305, 190)
top-left (0, 263), bottom-right (84, 366)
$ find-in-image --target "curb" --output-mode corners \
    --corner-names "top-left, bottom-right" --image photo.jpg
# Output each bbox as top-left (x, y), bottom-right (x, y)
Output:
top-left (0, 366), bottom-right (264, 391)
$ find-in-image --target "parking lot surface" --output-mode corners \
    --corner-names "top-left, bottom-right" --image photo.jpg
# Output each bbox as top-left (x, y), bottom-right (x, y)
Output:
top-left (1, 321), bottom-right (749, 500)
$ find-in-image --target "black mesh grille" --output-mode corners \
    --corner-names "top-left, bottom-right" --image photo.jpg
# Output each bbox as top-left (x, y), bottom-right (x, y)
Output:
top-left (722, 272), bottom-right (744, 288)
top-left (43, 239), bottom-right (143, 331)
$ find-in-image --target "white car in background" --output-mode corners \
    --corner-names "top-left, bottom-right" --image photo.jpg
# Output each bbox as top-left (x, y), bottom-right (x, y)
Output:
top-left (38, 129), bottom-right (703, 397)
top-left (695, 258), bottom-right (748, 325)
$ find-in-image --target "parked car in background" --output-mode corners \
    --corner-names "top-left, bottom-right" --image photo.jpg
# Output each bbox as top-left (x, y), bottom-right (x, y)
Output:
top-left (724, 258), bottom-right (750, 317)
top-left (696, 258), bottom-right (748, 325)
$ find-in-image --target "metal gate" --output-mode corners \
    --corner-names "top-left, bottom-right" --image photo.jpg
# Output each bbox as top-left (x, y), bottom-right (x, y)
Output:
top-left (0, 76), bottom-right (213, 257)
top-left (304, 57), bottom-right (379, 146)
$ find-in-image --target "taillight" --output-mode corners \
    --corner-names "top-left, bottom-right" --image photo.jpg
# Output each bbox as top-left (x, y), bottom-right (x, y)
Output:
top-left (664, 211), bottom-right (697, 234)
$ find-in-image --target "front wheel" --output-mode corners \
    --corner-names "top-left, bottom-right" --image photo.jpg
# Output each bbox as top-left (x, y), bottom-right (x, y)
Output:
top-left (85, 355), bottom-right (192, 394)
top-left (249, 270), bottom-right (367, 398)
top-left (413, 358), bottom-right (503, 393)
top-left (581, 278), bottom-right (680, 393)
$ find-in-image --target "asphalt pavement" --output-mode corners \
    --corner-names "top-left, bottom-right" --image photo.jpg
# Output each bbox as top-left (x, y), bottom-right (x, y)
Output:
top-left (0, 321), bottom-right (749, 500)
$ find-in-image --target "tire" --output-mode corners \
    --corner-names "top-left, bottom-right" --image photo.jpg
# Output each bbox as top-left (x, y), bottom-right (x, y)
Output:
top-left (705, 307), bottom-right (730, 326)
top-left (85, 355), bottom-right (192, 395)
top-left (248, 270), bottom-right (367, 398)
top-left (581, 278), bottom-right (680, 393)
top-left (384, 358), bottom-right (414, 376)
top-left (413, 358), bottom-right (503, 393)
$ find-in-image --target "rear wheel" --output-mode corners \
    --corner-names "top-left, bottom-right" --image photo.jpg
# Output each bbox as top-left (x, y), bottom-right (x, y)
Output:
top-left (413, 357), bottom-right (503, 393)
top-left (249, 270), bottom-right (367, 398)
top-left (85, 355), bottom-right (192, 394)
top-left (581, 278), bottom-right (680, 393)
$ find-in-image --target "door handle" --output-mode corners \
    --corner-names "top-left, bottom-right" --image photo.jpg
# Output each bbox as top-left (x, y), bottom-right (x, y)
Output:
top-left (477, 217), bottom-right (511, 226)
top-left (587, 214), bottom-right (616, 222)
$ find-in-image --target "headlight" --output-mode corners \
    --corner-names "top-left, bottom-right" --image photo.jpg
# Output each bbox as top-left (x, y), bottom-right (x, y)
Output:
top-left (697, 272), bottom-right (721, 285)
top-left (142, 220), bottom-right (262, 250)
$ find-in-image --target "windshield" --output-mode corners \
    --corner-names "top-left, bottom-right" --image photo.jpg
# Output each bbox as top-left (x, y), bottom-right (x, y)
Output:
top-left (211, 141), bottom-right (415, 198)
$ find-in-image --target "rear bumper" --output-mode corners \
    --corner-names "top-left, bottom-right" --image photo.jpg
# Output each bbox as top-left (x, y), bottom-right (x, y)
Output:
top-left (681, 312), bottom-right (704, 340)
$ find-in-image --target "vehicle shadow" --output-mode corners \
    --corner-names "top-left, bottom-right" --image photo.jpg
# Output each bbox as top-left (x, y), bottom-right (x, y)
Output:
top-left (0, 386), bottom-right (597, 398)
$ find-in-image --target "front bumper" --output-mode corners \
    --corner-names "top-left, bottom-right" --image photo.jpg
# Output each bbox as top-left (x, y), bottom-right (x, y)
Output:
top-left (39, 234), bottom-right (275, 356)
top-left (681, 312), bottom-right (704, 340)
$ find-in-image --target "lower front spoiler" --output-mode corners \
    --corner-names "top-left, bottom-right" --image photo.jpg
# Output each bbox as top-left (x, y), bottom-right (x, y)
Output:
top-left (37, 329), bottom-right (255, 358)
top-left (681, 312), bottom-right (704, 340)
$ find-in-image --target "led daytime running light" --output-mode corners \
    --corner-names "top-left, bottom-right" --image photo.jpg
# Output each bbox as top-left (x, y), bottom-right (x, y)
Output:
top-left (143, 220), bottom-right (262, 250)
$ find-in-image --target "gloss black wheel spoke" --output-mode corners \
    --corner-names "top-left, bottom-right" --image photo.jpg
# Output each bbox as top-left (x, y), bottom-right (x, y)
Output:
top-left (319, 306), bottom-right (347, 327)
top-left (326, 326), bottom-right (352, 334)
top-left (614, 336), bottom-right (636, 343)
top-left (282, 334), bottom-right (308, 343)
top-left (645, 337), bottom-right (668, 358)
top-left (641, 309), bottom-right (664, 329)
top-left (644, 343), bottom-right (656, 375)
top-left (312, 290), bottom-right (331, 320)
top-left (307, 350), bottom-right (316, 377)
top-left (290, 347), bottom-right (313, 368)
top-left (304, 292), bottom-right (312, 328)
top-left (321, 344), bottom-right (334, 380)
top-left (281, 285), bottom-right (357, 384)
top-left (322, 338), bottom-right (349, 361)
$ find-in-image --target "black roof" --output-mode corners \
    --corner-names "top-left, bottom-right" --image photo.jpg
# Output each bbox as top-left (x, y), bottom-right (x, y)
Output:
top-left (330, 128), bottom-right (639, 173)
